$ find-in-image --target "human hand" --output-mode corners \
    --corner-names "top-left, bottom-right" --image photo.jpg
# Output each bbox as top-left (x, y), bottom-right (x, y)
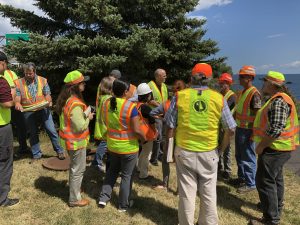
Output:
top-left (15, 102), bottom-right (24, 112)
top-left (88, 113), bottom-right (95, 120)
top-left (255, 145), bottom-right (264, 155)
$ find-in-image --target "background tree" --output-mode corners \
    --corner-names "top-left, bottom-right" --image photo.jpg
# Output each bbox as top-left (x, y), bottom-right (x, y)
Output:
top-left (0, 0), bottom-right (231, 94)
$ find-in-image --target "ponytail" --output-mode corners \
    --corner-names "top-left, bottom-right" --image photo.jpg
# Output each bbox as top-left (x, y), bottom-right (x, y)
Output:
top-left (110, 96), bottom-right (117, 111)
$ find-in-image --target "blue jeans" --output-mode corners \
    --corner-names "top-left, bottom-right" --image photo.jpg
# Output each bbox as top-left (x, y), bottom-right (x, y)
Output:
top-left (93, 141), bottom-right (107, 167)
top-left (235, 127), bottom-right (256, 188)
top-left (23, 108), bottom-right (64, 159)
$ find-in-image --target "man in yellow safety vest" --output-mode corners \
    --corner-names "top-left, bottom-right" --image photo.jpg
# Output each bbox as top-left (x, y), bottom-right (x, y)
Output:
top-left (250, 71), bottom-right (299, 225)
top-left (165, 63), bottom-right (236, 225)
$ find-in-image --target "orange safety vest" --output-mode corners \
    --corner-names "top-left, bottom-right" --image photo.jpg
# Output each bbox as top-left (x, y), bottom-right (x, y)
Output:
top-left (253, 93), bottom-right (299, 151)
top-left (59, 96), bottom-right (90, 150)
top-left (14, 76), bottom-right (48, 108)
top-left (235, 86), bottom-right (260, 128)
top-left (126, 84), bottom-right (137, 99)
top-left (136, 102), bottom-right (158, 141)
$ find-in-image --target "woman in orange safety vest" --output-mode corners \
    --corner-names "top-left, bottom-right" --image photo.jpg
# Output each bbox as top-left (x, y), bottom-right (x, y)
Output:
top-left (56, 70), bottom-right (94, 207)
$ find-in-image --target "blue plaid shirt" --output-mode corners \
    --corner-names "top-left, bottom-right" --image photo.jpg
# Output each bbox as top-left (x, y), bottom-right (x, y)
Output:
top-left (16, 75), bottom-right (51, 101)
top-left (164, 86), bottom-right (236, 131)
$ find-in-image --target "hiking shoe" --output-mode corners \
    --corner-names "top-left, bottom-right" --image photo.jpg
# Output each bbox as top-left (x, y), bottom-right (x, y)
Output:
top-left (69, 199), bottom-right (90, 207)
top-left (118, 200), bottom-right (134, 212)
top-left (57, 153), bottom-right (66, 160)
top-left (237, 185), bottom-right (256, 194)
top-left (1, 198), bottom-right (20, 207)
top-left (249, 218), bottom-right (279, 225)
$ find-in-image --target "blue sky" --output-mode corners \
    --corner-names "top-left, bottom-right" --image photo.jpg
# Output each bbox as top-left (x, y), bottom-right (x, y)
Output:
top-left (1, 0), bottom-right (300, 74)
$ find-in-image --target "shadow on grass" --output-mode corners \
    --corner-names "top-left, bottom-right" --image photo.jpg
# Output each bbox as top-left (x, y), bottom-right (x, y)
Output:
top-left (34, 176), bottom-right (69, 203)
top-left (217, 185), bottom-right (258, 220)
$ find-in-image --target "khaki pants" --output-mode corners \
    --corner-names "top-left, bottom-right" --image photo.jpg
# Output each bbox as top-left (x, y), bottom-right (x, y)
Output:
top-left (137, 141), bottom-right (153, 178)
top-left (68, 149), bottom-right (86, 203)
top-left (175, 146), bottom-right (219, 225)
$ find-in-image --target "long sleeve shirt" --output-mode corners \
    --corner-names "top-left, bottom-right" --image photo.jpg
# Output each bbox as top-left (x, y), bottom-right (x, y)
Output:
top-left (70, 106), bottom-right (90, 133)
top-left (265, 97), bottom-right (291, 138)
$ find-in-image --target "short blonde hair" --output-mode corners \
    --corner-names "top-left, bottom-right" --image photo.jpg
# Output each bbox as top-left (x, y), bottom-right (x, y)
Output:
top-left (98, 76), bottom-right (114, 95)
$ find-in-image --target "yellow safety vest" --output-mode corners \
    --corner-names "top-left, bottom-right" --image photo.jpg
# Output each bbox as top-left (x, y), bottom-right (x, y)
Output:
top-left (4, 70), bottom-right (18, 88)
top-left (59, 96), bottom-right (90, 150)
top-left (103, 98), bottom-right (139, 154)
top-left (14, 76), bottom-right (48, 109)
top-left (0, 76), bottom-right (11, 125)
top-left (224, 89), bottom-right (236, 114)
top-left (235, 86), bottom-right (260, 128)
top-left (94, 95), bottom-right (111, 140)
top-left (253, 92), bottom-right (299, 151)
top-left (148, 81), bottom-right (168, 104)
top-left (176, 88), bottom-right (224, 152)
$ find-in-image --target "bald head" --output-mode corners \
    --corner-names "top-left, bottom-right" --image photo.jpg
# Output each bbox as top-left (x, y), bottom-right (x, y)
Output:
top-left (154, 68), bottom-right (167, 85)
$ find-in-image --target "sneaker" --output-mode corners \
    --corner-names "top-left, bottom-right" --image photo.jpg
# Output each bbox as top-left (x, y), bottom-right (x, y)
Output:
top-left (1, 198), bottom-right (20, 207)
top-left (249, 218), bottom-right (279, 225)
top-left (237, 185), bottom-right (256, 194)
top-left (98, 201), bottom-right (107, 208)
top-left (118, 200), bottom-right (134, 212)
top-left (149, 160), bottom-right (158, 166)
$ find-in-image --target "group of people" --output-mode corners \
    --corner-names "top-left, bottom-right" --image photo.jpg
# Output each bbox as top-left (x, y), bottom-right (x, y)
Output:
top-left (0, 50), bottom-right (299, 225)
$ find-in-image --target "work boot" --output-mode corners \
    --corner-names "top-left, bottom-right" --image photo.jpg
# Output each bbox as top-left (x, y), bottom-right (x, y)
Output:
top-left (69, 198), bottom-right (90, 207)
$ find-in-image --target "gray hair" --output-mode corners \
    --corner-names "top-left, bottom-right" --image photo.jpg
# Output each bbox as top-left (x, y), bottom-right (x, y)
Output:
top-left (23, 62), bottom-right (36, 71)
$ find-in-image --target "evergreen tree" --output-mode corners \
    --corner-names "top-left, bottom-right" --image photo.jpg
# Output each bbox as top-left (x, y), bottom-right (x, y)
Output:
top-left (0, 0), bottom-right (229, 86)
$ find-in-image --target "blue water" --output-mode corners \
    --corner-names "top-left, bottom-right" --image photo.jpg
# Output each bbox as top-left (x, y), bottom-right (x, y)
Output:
top-left (232, 74), bottom-right (300, 100)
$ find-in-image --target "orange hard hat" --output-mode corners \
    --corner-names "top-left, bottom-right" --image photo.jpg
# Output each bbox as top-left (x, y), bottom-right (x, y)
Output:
top-left (192, 63), bottom-right (212, 78)
top-left (239, 65), bottom-right (256, 76)
top-left (219, 73), bottom-right (233, 84)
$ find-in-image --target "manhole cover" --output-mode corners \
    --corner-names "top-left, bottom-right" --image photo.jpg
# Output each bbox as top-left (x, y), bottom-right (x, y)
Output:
top-left (42, 156), bottom-right (70, 171)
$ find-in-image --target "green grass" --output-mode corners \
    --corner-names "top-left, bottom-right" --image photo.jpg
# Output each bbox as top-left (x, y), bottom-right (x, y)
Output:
top-left (1, 136), bottom-right (300, 225)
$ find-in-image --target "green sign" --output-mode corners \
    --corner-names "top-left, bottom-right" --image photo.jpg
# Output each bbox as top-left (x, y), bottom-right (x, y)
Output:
top-left (5, 33), bottom-right (29, 45)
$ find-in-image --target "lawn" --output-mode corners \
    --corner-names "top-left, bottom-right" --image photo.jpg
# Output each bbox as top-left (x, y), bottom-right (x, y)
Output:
top-left (1, 136), bottom-right (300, 225)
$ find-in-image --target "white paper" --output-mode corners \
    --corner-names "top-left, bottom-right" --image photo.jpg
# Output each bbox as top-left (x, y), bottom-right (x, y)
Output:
top-left (84, 106), bottom-right (91, 118)
top-left (167, 137), bottom-right (174, 163)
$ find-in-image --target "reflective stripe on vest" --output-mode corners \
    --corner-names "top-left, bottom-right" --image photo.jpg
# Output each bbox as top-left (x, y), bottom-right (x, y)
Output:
top-left (136, 102), bottom-right (157, 141)
top-left (148, 81), bottom-right (168, 104)
top-left (176, 88), bottom-right (224, 152)
top-left (235, 86), bottom-right (259, 128)
top-left (224, 89), bottom-right (236, 114)
top-left (59, 96), bottom-right (90, 150)
top-left (253, 93), bottom-right (299, 151)
top-left (0, 76), bottom-right (11, 125)
top-left (4, 70), bottom-right (18, 88)
top-left (94, 95), bottom-right (111, 140)
top-left (105, 98), bottom-right (139, 154)
top-left (15, 76), bottom-right (47, 109)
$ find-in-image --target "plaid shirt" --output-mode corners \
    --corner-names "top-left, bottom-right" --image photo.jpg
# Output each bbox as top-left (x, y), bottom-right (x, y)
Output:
top-left (164, 86), bottom-right (236, 131)
top-left (265, 97), bottom-right (291, 138)
top-left (16, 75), bottom-right (51, 101)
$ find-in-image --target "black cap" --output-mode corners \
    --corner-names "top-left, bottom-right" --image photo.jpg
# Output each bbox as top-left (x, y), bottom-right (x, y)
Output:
top-left (0, 51), bottom-right (8, 62)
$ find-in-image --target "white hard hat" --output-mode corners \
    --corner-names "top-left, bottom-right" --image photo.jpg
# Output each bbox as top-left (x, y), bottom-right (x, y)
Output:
top-left (137, 83), bottom-right (152, 95)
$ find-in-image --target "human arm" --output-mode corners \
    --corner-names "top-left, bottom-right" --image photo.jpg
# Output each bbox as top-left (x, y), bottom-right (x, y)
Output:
top-left (70, 106), bottom-right (94, 133)
top-left (131, 115), bottom-right (146, 143)
top-left (0, 78), bottom-right (13, 108)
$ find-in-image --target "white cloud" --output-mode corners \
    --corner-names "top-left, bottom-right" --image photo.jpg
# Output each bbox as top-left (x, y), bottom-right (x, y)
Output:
top-left (257, 64), bottom-right (275, 70)
top-left (0, 0), bottom-right (43, 15)
top-left (195, 0), bottom-right (233, 11)
top-left (281, 61), bottom-right (300, 68)
top-left (266, 33), bottom-right (285, 39)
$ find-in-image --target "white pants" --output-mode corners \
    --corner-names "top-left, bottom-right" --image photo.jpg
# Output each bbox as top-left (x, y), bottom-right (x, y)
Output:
top-left (175, 146), bottom-right (219, 225)
top-left (137, 141), bottom-right (153, 178)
